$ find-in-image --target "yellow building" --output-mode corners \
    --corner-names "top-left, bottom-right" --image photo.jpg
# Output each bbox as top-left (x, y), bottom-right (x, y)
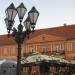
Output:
top-left (0, 24), bottom-right (75, 61)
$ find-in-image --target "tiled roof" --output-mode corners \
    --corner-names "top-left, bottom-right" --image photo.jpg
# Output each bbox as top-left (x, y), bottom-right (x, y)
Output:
top-left (29, 24), bottom-right (75, 40)
top-left (0, 35), bottom-right (16, 46)
top-left (0, 24), bottom-right (75, 46)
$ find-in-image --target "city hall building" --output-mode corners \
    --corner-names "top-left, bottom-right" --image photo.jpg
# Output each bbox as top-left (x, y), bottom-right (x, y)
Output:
top-left (0, 24), bottom-right (75, 61)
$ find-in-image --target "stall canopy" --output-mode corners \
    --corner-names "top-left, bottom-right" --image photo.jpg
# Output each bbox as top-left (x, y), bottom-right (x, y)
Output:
top-left (22, 54), bottom-right (70, 67)
top-left (71, 60), bottom-right (75, 64)
top-left (26, 54), bottom-right (50, 63)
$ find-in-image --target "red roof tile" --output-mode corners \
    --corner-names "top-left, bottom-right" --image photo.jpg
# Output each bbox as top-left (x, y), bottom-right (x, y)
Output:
top-left (0, 24), bottom-right (75, 46)
top-left (0, 35), bottom-right (16, 46)
top-left (27, 24), bottom-right (75, 40)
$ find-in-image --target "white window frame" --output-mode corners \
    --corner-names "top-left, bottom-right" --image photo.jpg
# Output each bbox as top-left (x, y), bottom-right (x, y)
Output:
top-left (53, 43), bottom-right (62, 53)
top-left (41, 46), bottom-right (47, 53)
top-left (11, 47), bottom-right (15, 55)
top-left (67, 41), bottom-right (72, 51)
top-left (29, 46), bottom-right (35, 53)
top-left (4, 48), bottom-right (8, 55)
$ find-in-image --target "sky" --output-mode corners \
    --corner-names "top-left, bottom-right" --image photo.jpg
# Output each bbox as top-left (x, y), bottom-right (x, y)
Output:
top-left (0, 0), bottom-right (75, 35)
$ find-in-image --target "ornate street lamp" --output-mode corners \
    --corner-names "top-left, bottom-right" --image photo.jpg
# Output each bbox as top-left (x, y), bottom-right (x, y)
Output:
top-left (28, 6), bottom-right (39, 30)
top-left (4, 3), bottom-right (39, 75)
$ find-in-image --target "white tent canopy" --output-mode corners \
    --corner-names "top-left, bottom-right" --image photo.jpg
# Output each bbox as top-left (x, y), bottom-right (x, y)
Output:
top-left (0, 59), bottom-right (17, 64)
top-left (26, 54), bottom-right (50, 63)
top-left (71, 60), bottom-right (75, 64)
top-left (0, 60), bottom-right (6, 64)
top-left (59, 59), bottom-right (70, 63)
top-left (49, 55), bottom-right (61, 61)
top-left (22, 54), bottom-right (70, 64)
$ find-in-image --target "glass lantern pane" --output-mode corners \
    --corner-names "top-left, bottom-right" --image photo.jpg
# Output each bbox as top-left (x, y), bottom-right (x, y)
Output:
top-left (34, 12), bottom-right (38, 24)
top-left (17, 8), bottom-right (21, 18)
top-left (21, 8), bottom-right (26, 18)
top-left (24, 22), bottom-right (26, 29)
top-left (28, 6), bottom-right (39, 25)
top-left (27, 22), bottom-right (31, 30)
top-left (5, 11), bottom-right (8, 19)
top-left (7, 9), bottom-right (13, 21)
top-left (12, 10), bottom-right (17, 21)
top-left (29, 12), bottom-right (34, 23)
top-left (5, 18), bottom-right (8, 27)
top-left (6, 3), bottom-right (17, 21)
top-left (6, 9), bottom-right (17, 21)
top-left (17, 7), bottom-right (27, 20)
top-left (24, 21), bottom-right (31, 30)
top-left (29, 12), bottom-right (39, 25)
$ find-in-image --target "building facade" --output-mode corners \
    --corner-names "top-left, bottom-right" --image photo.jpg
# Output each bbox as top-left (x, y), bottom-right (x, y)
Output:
top-left (0, 24), bottom-right (75, 61)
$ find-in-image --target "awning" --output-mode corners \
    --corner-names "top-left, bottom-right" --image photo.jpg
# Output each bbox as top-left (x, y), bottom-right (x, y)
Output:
top-left (26, 54), bottom-right (50, 63)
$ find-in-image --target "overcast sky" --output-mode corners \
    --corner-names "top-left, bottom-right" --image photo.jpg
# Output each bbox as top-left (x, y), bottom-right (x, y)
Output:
top-left (0, 0), bottom-right (75, 35)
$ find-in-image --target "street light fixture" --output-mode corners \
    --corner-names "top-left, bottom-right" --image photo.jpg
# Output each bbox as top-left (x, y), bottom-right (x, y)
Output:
top-left (24, 17), bottom-right (31, 31)
top-left (28, 6), bottom-right (39, 29)
top-left (17, 3), bottom-right (27, 22)
top-left (4, 3), bottom-right (39, 75)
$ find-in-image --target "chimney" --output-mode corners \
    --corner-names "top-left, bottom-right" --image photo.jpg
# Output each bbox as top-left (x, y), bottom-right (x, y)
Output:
top-left (63, 23), bottom-right (67, 26)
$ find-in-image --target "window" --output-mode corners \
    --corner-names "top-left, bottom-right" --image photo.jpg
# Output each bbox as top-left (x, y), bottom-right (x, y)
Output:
top-left (56, 45), bottom-right (60, 52)
top-left (52, 43), bottom-right (62, 54)
top-left (11, 47), bottom-right (16, 55)
top-left (4, 48), bottom-right (8, 55)
top-left (41, 46), bottom-right (46, 53)
top-left (53, 44), bottom-right (60, 51)
top-left (67, 41), bottom-right (72, 51)
top-left (29, 46), bottom-right (35, 54)
top-left (50, 44), bottom-right (53, 52)
top-left (56, 44), bottom-right (62, 53)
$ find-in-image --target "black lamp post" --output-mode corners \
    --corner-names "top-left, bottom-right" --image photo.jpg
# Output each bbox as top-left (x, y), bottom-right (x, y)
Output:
top-left (4, 3), bottom-right (39, 75)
